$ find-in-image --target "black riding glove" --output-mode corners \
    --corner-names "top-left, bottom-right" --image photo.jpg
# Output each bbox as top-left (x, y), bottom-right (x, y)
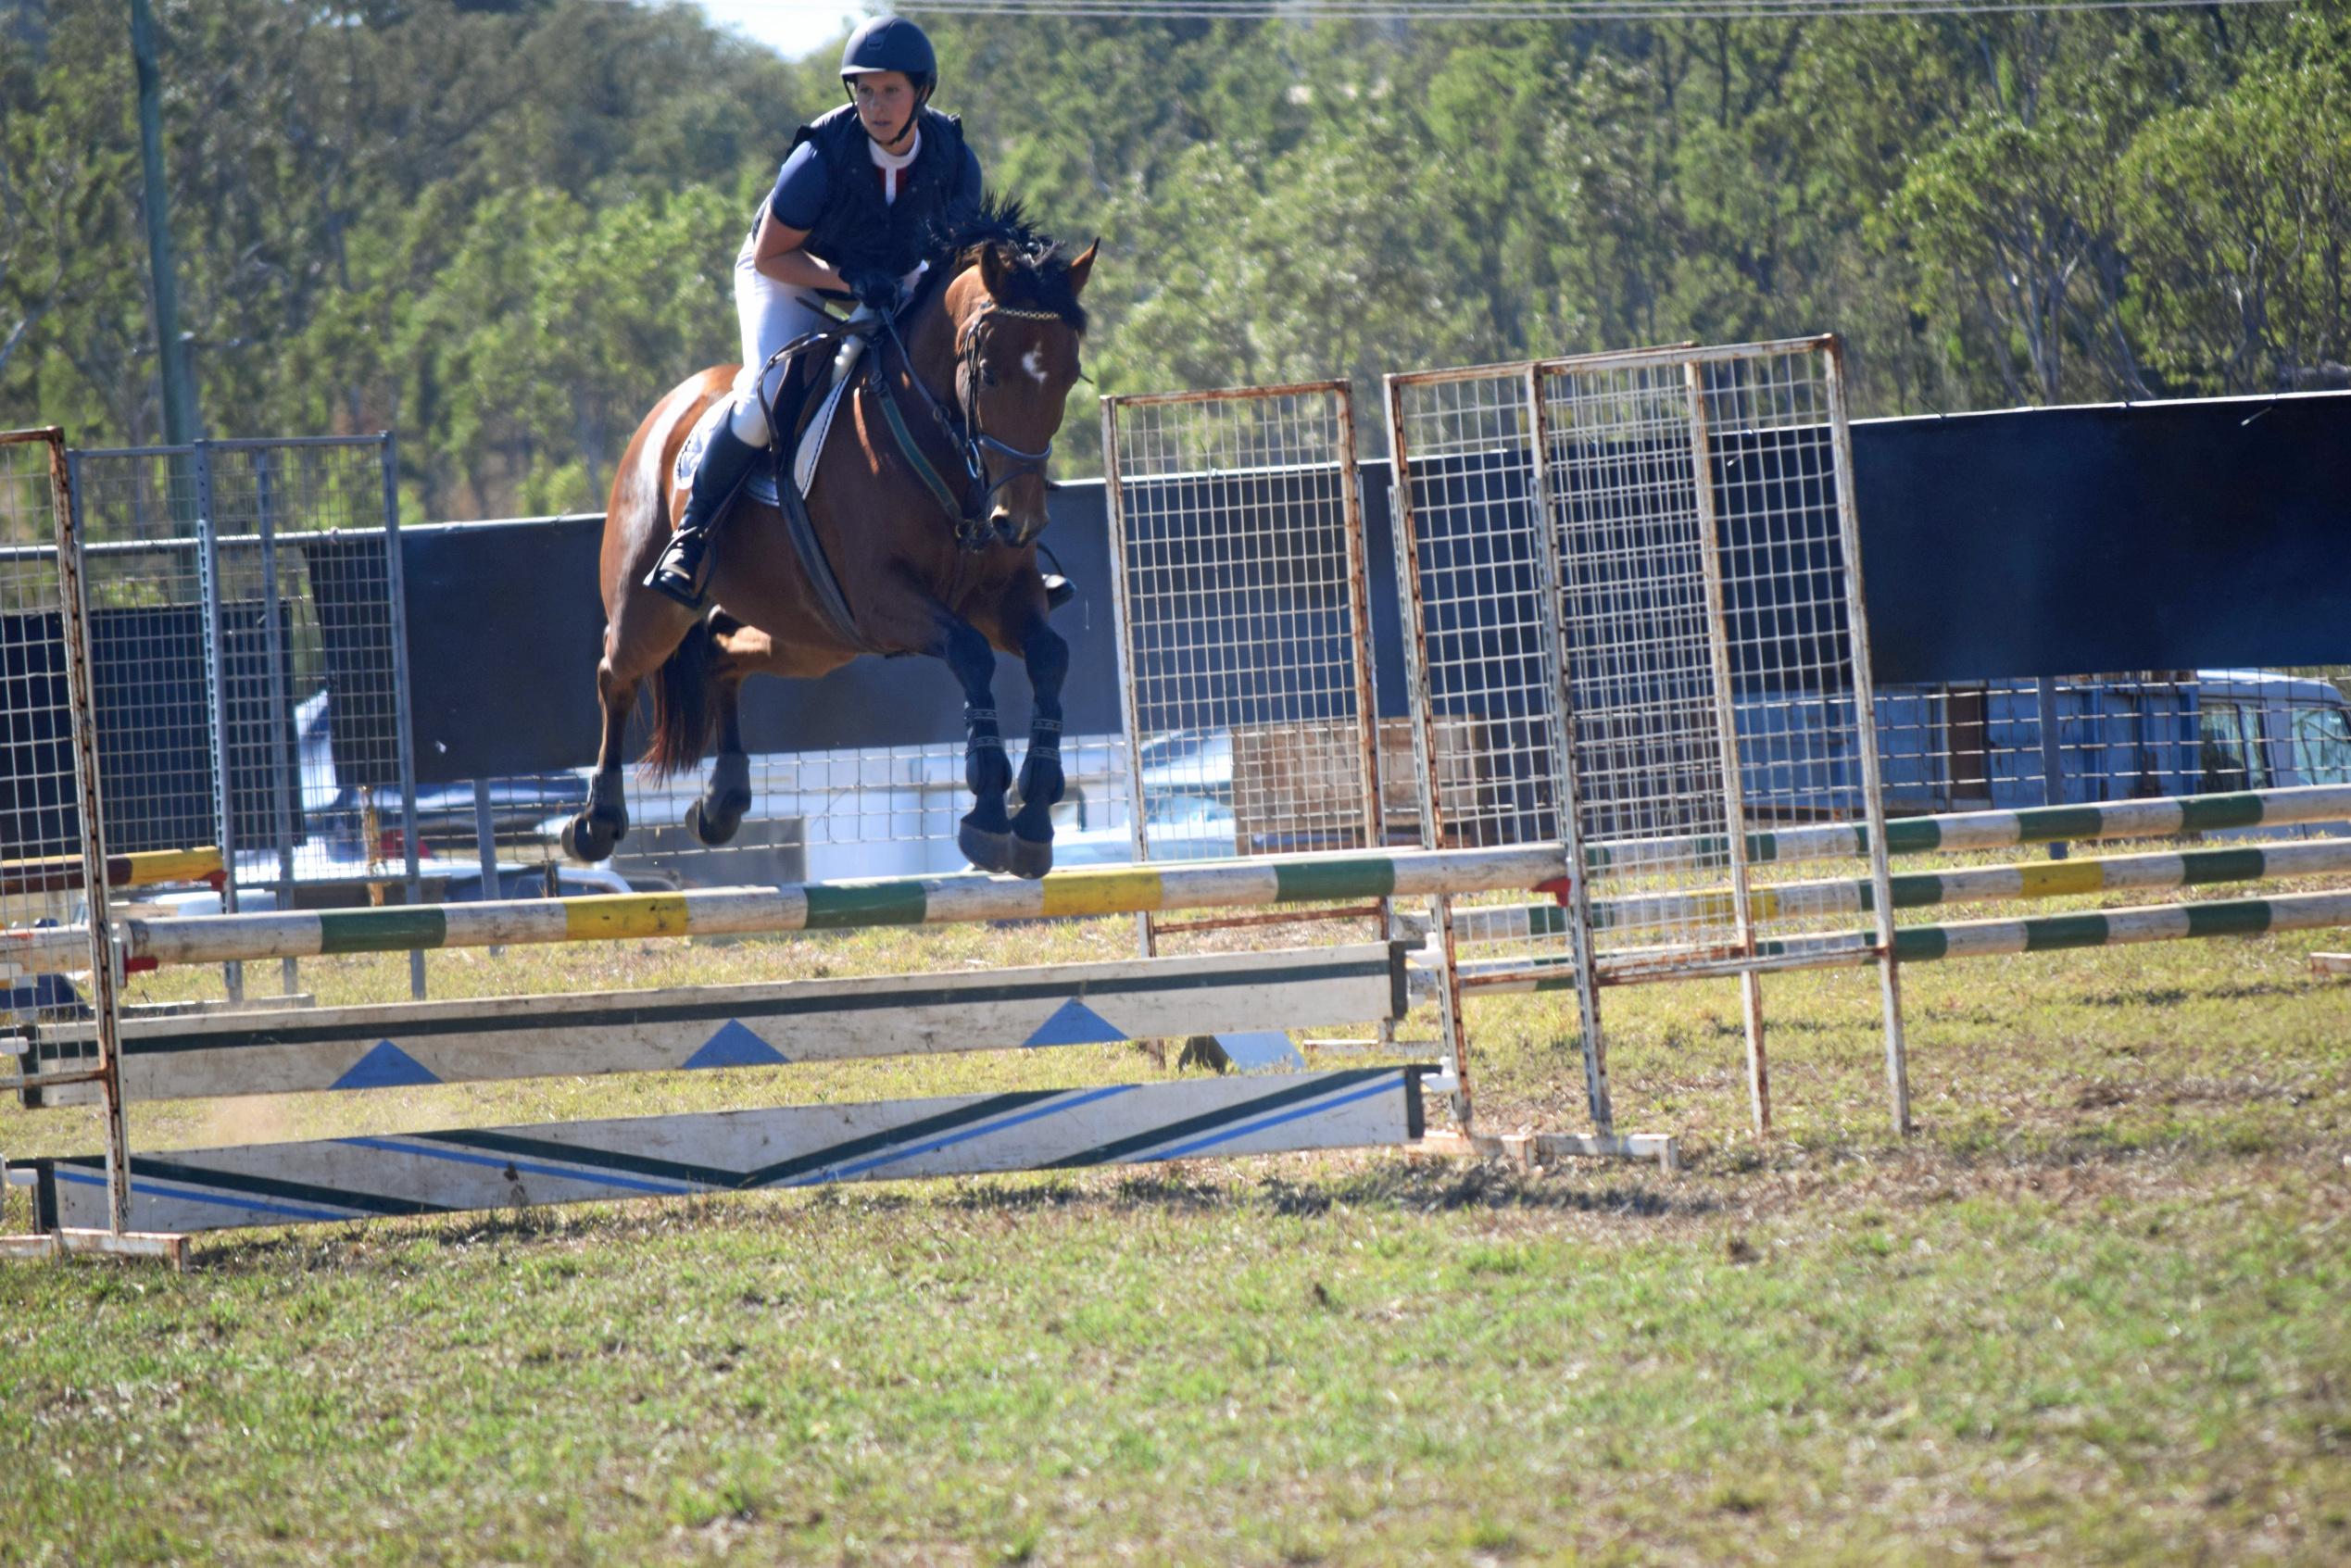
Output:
top-left (845, 270), bottom-right (903, 316)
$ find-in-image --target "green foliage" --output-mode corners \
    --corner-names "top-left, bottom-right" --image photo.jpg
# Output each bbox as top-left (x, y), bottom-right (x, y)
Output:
top-left (2119, 20), bottom-right (2351, 395)
top-left (2, 1), bottom-right (2345, 511)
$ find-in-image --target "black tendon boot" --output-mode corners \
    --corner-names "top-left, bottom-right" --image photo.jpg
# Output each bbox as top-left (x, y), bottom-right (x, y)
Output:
top-left (646, 420), bottom-right (763, 608)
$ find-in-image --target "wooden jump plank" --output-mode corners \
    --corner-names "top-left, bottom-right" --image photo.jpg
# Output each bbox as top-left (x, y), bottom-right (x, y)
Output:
top-left (15, 943), bottom-right (1408, 1107)
top-left (25, 1067), bottom-right (1430, 1235)
top-left (2312, 952), bottom-right (2351, 976)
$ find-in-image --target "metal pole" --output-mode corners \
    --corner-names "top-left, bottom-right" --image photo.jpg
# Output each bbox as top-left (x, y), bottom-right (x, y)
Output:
top-left (379, 433), bottom-right (426, 1000)
top-left (472, 778), bottom-right (507, 959)
top-left (1382, 374), bottom-right (1474, 1131)
top-left (191, 441), bottom-right (242, 1003)
top-left (2036, 676), bottom-right (2068, 859)
top-left (254, 451), bottom-right (299, 997)
top-left (1097, 396), bottom-right (1154, 960)
top-left (44, 433), bottom-right (133, 1230)
top-left (1824, 339), bottom-right (1912, 1135)
top-left (1332, 387), bottom-right (1385, 858)
top-left (129, 0), bottom-right (198, 446)
top-left (1683, 360), bottom-right (1768, 1136)
top-left (1330, 387), bottom-right (1396, 1052)
top-left (1525, 364), bottom-right (1615, 1134)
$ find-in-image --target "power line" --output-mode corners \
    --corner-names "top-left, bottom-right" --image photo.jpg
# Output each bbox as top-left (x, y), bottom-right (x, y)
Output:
top-left (826, 0), bottom-right (2302, 20)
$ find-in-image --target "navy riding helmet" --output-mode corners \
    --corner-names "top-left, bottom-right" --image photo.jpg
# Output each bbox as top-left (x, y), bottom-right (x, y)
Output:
top-left (840, 16), bottom-right (937, 92)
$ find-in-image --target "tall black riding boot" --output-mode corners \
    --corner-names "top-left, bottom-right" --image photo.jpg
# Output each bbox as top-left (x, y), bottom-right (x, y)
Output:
top-left (646, 420), bottom-right (763, 608)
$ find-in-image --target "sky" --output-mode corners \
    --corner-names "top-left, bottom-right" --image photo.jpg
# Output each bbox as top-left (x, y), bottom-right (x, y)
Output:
top-left (684, 1), bottom-right (870, 61)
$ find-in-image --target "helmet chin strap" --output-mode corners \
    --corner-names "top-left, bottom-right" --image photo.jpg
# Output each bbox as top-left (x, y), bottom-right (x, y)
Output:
top-left (845, 82), bottom-right (930, 153)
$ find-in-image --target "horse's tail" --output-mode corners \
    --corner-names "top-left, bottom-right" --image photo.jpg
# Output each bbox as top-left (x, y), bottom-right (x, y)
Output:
top-left (643, 614), bottom-right (718, 778)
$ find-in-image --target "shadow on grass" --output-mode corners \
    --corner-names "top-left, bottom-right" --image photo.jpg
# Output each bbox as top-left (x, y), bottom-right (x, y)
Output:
top-left (2075, 979), bottom-right (2320, 1008)
top-left (198, 1198), bottom-right (653, 1273)
top-left (181, 1108), bottom-right (2343, 1273)
top-left (183, 1157), bottom-right (1721, 1271)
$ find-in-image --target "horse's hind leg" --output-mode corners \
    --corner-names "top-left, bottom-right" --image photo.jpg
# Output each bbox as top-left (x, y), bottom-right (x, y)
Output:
top-left (1007, 619), bottom-right (1069, 879)
top-left (688, 663), bottom-right (753, 847)
top-left (937, 615), bottom-right (1014, 872)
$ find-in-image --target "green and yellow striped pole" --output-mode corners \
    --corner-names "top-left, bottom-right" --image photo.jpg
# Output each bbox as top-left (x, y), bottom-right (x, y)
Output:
top-left (1587, 784), bottom-right (2351, 874)
top-left (0, 847), bottom-right (222, 899)
top-left (1466, 886), bottom-right (2351, 991)
top-left (1457, 837), bottom-right (2351, 944)
top-left (3, 844), bottom-right (1571, 973)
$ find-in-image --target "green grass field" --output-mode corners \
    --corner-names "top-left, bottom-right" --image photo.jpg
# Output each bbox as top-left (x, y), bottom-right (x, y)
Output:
top-left (5, 869), bottom-right (2349, 1565)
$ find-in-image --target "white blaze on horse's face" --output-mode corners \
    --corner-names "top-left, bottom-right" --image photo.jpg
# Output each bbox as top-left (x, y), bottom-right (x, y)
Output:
top-left (966, 312), bottom-right (1080, 546)
top-left (964, 238), bottom-right (1098, 546)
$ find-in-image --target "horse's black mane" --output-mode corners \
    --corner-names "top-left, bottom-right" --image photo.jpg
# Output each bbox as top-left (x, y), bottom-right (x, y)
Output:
top-left (933, 193), bottom-right (1089, 333)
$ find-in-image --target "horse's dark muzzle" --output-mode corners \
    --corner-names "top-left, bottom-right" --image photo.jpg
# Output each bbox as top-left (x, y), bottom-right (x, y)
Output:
top-left (990, 506), bottom-right (1046, 547)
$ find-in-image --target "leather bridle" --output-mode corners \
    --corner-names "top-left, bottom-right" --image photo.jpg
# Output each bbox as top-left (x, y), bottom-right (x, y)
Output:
top-left (878, 301), bottom-right (1066, 550)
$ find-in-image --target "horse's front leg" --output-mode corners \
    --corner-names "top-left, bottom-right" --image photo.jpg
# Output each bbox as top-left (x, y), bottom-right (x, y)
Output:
top-left (560, 646), bottom-right (636, 862)
top-left (562, 593), bottom-right (691, 862)
top-left (1007, 618), bottom-right (1068, 880)
top-left (937, 615), bottom-right (1015, 873)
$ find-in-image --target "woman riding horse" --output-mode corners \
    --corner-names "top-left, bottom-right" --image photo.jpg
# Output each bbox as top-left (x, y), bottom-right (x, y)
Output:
top-left (561, 18), bottom-right (1099, 881)
top-left (647, 14), bottom-right (982, 607)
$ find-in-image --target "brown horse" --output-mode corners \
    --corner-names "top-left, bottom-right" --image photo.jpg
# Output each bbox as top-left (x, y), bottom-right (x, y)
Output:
top-left (560, 211), bottom-right (1097, 878)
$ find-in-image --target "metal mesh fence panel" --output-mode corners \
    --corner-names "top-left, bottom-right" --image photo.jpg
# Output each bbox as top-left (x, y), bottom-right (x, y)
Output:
top-left (208, 440), bottom-right (415, 898)
top-left (66, 451), bottom-right (220, 867)
top-left (1388, 341), bottom-right (1907, 1135)
top-left (1383, 364), bottom-right (1578, 1035)
top-left (604, 734), bottom-right (1131, 886)
top-left (1382, 364), bottom-right (1577, 1120)
top-left (1549, 342), bottom-right (1892, 973)
top-left (1536, 355), bottom-right (1743, 978)
top-left (0, 434), bottom-right (92, 938)
top-left (69, 440), bottom-right (417, 909)
top-left (1102, 383), bottom-right (1382, 870)
top-left (2, 427), bottom-right (134, 1235)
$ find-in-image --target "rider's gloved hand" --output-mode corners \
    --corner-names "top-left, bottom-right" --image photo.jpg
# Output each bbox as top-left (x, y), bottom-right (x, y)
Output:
top-left (845, 270), bottom-right (904, 316)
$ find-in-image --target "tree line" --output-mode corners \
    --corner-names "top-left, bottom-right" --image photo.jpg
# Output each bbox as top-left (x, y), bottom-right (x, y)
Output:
top-left (3, 0), bottom-right (2345, 519)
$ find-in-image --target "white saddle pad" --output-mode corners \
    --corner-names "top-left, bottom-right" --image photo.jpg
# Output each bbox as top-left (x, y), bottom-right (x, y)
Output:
top-left (672, 369), bottom-right (854, 509)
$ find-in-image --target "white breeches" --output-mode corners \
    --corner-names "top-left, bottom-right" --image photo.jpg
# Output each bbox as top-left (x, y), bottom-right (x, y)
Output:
top-left (729, 233), bottom-right (830, 448)
top-left (727, 234), bottom-right (930, 448)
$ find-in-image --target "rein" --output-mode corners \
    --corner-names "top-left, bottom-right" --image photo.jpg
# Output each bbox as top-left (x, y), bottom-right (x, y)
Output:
top-left (875, 300), bottom-right (1062, 550)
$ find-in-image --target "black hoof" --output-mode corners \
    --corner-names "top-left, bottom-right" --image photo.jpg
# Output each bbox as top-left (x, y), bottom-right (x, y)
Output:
top-left (959, 817), bottom-right (1013, 873)
top-left (1009, 833), bottom-right (1053, 880)
top-left (561, 814), bottom-right (622, 863)
top-left (687, 797), bottom-right (745, 847)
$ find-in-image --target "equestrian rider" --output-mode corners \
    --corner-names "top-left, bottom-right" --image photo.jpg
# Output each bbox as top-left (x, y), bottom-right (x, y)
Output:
top-left (646, 15), bottom-right (983, 608)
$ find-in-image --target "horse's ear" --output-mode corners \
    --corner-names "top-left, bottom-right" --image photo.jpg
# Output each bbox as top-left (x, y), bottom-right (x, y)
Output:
top-left (1065, 239), bottom-right (1100, 297)
top-left (978, 244), bottom-right (1008, 299)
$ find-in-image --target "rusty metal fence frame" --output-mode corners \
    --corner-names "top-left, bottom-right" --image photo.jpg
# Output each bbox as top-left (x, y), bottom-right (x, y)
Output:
top-left (65, 434), bottom-right (424, 1003)
top-left (1387, 338), bottom-right (1909, 1139)
top-left (0, 428), bottom-right (170, 1259)
top-left (1100, 381), bottom-right (1404, 1052)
